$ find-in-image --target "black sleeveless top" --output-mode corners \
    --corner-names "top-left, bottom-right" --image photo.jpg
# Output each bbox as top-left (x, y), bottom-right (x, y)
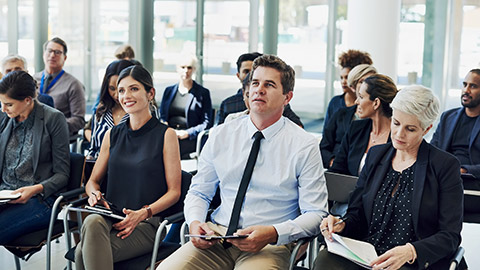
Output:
top-left (106, 117), bottom-right (168, 217)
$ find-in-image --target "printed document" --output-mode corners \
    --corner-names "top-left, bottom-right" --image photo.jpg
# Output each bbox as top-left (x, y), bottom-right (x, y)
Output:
top-left (326, 233), bottom-right (378, 269)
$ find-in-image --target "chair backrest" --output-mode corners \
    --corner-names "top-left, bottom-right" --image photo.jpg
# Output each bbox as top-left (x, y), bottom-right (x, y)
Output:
top-left (462, 174), bottom-right (480, 223)
top-left (325, 171), bottom-right (358, 203)
top-left (160, 170), bottom-right (192, 217)
top-left (67, 152), bottom-right (85, 191)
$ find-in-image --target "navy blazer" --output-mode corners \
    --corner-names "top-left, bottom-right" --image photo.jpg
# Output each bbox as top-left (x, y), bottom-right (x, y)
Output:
top-left (159, 81), bottom-right (213, 140)
top-left (430, 107), bottom-right (480, 178)
top-left (342, 141), bottom-right (463, 269)
top-left (320, 105), bottom-right (356, 168)
top-left (0, 102), bottom-right (70, 198)
top-left (329, 119), bottom-right (391, 176)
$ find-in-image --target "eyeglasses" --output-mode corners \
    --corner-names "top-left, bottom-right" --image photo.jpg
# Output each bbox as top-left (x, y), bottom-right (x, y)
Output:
top-left (45, 49), bottom-right (64, 56)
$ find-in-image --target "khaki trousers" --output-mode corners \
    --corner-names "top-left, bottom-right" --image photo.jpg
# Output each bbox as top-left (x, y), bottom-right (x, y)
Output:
top-left (157, 239), bottom-right (293, 270)
top-left (75, 213), bottom-right (161, 270)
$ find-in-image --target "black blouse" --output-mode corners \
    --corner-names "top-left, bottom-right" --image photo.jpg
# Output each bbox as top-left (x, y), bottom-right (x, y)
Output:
top-left (168, 90), bottom-right (189, 129)
top-left (366, 163), bottom-right (416, 254)
top-left (106, 117), bottom-right (168, 216)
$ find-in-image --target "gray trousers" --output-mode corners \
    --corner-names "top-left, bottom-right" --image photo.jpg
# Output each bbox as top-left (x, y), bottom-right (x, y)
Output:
top-left (75, 213), bottom-right (161, 270)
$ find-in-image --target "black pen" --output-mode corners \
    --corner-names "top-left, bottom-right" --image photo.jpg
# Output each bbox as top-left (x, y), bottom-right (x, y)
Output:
top-left (321, 217), bottom-right (348, 232)
top-left (91, 192), bottom-right (108, 204)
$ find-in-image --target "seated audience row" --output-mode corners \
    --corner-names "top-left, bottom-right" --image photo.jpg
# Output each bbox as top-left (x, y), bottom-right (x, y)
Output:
top-left (0, 42), bottom-right (472, 270)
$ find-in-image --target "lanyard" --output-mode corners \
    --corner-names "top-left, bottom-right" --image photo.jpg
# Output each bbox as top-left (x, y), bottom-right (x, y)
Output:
top-left (40, 70), bottom-right (65, 94)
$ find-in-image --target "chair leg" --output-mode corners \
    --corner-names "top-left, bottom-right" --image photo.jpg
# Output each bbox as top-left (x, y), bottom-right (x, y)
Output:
top-left (14, 255), bottom-right (21, 270)
top-left (64, 205), bottom-right (74, 270)
top-left (150, 220), bottom-right (169, 270)
top-left (47, 195), bottom-right (64, 270)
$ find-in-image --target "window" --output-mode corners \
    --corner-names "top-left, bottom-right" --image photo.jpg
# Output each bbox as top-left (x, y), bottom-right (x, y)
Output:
top-left (48, 0), bottom-right (85, 83)
top-left (278, 0), bottom-right (329, 119)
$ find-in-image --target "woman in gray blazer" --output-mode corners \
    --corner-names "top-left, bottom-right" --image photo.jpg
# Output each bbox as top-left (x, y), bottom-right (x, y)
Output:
top-left (0, 71), bottom-right (70, 244)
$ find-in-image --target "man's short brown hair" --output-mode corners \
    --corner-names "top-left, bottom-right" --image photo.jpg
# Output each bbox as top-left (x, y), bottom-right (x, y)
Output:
top-left (251, 54), bottom-right (295, 94)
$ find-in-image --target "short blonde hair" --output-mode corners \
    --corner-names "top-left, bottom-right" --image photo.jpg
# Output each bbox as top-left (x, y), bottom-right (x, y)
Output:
top-left (391, 85), bottom-right (439, 129)
top-left (347, 64), bottom-right (377, 88)
top-left (177, 53), bottom-right (198, 70)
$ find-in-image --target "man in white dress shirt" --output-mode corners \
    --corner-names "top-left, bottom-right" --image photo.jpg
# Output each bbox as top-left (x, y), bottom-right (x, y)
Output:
top-left (158, 54), bottom-right (328, 270)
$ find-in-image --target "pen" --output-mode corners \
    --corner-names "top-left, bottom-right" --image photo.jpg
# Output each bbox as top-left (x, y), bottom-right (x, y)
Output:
top-left (321, 217), bottom-right (348, 232)
top-left (91, 192), bottom-right (108, 204)
top-left (91, 192), bottom-right (103, 198)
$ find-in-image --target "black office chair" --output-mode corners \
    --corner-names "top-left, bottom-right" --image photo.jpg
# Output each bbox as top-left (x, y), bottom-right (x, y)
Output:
top-left (3, 152), bottom-right (85, 270)
top-left (462, 175), bottom-right (480, 223)
top-left (63, 170), bottom-right (193, 270)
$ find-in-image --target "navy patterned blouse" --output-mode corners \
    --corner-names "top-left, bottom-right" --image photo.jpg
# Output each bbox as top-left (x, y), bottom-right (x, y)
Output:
top-left (366, 163), bottom-right (417, 254)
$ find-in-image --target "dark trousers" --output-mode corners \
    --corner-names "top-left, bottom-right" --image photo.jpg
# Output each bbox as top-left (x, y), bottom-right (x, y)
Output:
top-left (0, 195), bottom-right (55, 244)
top-left (312, 248), bottom-right (417, 270)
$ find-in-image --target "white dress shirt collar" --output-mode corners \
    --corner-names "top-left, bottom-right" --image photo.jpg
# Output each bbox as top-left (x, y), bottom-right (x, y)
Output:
top-left (247, 116), bottom-right (285, 141)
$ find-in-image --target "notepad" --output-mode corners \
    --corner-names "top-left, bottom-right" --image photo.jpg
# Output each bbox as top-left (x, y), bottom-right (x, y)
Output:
top-left (69, 205), bottom-right (125, 220)
top-left (326, 233), bottom-right (378, 269)
top-left (185, 234), bottom-right (249, 240)
top-left (0, 190), bottom-right (21, 200)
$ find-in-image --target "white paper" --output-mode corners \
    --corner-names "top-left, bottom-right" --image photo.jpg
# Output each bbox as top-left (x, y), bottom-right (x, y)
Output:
top-left (326, 233), bottom-right (378, 269)
top-left (69, 206), bottom-right (125, 220)
top-left (0, 190), bottom-right (21, 200)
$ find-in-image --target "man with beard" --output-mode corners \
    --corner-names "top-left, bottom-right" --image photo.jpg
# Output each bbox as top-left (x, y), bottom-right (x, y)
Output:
top-left (431, 69), bottom-right (480, 178)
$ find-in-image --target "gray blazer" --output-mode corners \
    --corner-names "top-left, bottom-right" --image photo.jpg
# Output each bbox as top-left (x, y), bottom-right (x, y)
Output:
top-left (0, 102), bottom-right (70, 198)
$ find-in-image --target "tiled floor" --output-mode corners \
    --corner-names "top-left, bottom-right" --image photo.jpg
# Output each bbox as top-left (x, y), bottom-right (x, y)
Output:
top-left (0, 236), bottom-right (73, 270)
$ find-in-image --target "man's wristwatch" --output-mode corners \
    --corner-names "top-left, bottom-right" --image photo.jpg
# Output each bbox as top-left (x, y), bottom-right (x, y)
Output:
top-left (142, 205), bottom-right (152, 220)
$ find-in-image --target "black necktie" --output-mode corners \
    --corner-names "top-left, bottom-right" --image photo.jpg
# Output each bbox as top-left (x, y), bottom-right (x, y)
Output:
top-left (223, 131), bottom-right (264, 248)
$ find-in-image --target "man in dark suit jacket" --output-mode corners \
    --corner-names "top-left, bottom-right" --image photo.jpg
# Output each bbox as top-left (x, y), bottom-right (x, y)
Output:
top-left (431, 68), bottom-right (480, 179)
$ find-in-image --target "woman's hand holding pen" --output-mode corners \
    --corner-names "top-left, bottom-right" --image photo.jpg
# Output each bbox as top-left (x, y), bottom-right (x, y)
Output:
top-left (320, 215), bottom-right (346, 241)
top-left (88, 191), bottom-right (109, 208)
top-left (113, 208), bottom-right (146, 239)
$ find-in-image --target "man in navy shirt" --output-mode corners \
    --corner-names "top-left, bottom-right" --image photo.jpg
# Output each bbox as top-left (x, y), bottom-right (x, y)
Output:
top-left (217, 52), bottom-right (262, 125)
top-left (431, 69), bottom-right (480, 178)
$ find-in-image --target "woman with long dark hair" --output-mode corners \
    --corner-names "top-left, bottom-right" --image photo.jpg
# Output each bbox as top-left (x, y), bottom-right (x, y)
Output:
top-left (86, 60), bottom-right (135, 159)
